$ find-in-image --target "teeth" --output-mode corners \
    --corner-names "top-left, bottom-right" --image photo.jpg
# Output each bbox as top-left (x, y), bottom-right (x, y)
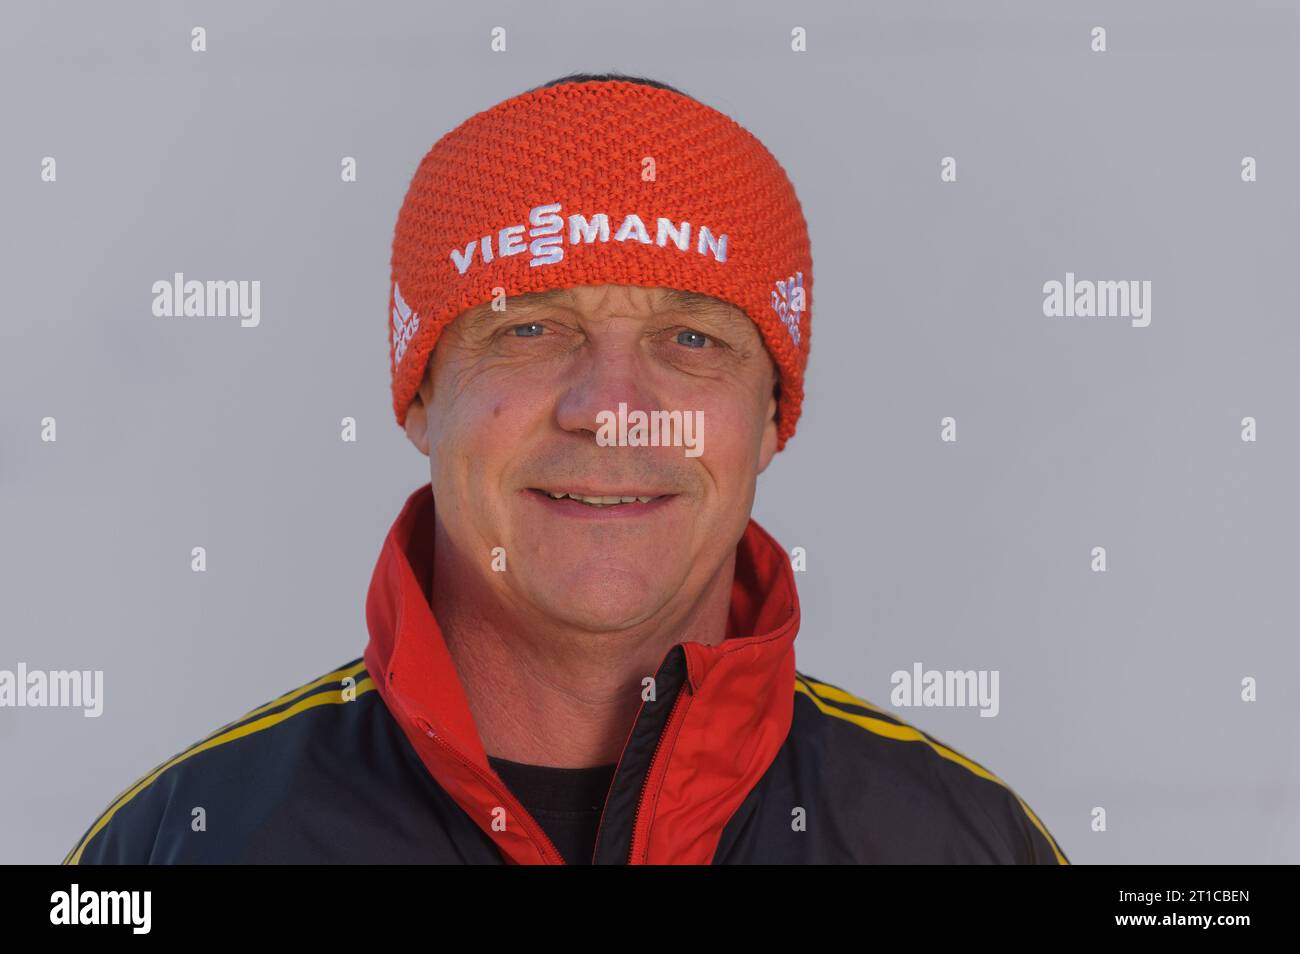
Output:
top-left (543, 491), bottom-right (658, 506)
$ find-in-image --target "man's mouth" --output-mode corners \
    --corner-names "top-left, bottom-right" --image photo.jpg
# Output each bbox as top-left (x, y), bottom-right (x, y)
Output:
top-left (527, 488), bottom-right (674, 509)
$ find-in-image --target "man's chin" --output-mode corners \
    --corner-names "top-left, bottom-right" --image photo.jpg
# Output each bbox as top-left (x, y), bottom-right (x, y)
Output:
top-left (518, 566), bottom-right (676, 633)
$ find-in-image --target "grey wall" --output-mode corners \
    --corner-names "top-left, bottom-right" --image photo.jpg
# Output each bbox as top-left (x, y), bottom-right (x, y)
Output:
top-left (2, 0), bottom-right (1297, 864)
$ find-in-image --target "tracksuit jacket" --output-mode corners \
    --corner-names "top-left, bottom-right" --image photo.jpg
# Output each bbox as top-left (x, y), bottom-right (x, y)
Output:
top-left (64, 483), bottom-right (1070, 865)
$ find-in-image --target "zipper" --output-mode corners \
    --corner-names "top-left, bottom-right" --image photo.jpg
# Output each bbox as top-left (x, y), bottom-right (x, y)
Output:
top-left (587, 646), bottom-right (695, 864)
top-left (417, 720), bottom-right (567, 865)
top-left (625, 683), bottom-right (691, 864)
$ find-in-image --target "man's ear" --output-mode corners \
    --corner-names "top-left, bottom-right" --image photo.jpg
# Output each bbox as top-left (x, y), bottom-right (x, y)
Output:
top-left (756, 380), bottom-right (780, 475)
top-left (403, 368), bottom-right (432, 456)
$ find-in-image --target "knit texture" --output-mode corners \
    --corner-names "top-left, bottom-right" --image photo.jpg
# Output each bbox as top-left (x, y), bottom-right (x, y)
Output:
top-left (388, 79), bottom-right (813, 451)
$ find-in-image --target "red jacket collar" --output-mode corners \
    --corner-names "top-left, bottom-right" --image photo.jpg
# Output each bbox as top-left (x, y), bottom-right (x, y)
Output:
top-left (364, 483), bottom-right (800, 864)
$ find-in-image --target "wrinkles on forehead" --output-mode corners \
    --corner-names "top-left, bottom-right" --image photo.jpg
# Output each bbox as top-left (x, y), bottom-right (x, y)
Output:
top-left (458, 286), bottom-right (752, 336)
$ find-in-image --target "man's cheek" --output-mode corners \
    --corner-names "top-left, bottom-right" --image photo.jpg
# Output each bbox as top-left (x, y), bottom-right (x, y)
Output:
top-left (436, 386), bottom-right (503, 436)
top-left (691, 401), bottom-right (750, 455)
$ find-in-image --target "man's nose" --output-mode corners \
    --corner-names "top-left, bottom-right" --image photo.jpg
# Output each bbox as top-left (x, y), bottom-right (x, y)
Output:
top-left (553, 341), bottom-right (662, 440)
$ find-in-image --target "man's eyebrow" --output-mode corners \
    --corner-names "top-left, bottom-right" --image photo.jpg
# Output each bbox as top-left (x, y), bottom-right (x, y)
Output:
top-left (462, 288), bottom-right (575, 331)
top-left (656, 289), bottom-right (749, 326)
top-left (462, 287), bottom-right (747, 330)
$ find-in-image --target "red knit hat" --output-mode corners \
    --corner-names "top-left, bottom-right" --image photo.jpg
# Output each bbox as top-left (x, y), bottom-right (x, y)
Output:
top-left (388, 79), bottom-right (813, 451)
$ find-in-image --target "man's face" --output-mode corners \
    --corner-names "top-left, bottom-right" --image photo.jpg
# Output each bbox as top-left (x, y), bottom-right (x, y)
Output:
top-left (404, 284), bottom-right (780, 633)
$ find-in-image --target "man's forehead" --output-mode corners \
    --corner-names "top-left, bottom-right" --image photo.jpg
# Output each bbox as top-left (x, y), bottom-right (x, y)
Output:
top-left (462, 286), bottom-right (746, 322)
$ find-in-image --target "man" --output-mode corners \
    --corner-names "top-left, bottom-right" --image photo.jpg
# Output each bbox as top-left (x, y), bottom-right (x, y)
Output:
top-left (64, 73), bottom-right (1068, 865)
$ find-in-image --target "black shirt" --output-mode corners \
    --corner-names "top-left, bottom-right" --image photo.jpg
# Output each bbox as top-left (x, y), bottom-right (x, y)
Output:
top-left (486, 755), bottom-right (618, 865)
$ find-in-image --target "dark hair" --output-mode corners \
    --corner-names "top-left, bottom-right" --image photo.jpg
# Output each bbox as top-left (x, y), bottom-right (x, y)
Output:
top-left (526, 72), bottom-right (695, 101)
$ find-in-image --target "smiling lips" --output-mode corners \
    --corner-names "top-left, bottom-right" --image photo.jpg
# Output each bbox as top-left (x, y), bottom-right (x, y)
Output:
top-left (528, 488), bottom-right (674, 509)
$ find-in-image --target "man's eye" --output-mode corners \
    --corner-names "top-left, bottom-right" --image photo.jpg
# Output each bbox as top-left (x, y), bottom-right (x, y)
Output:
top-left (675, 329), bottom-right (713, 349)
top-left (507, 322), bottom-right (545, 337)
